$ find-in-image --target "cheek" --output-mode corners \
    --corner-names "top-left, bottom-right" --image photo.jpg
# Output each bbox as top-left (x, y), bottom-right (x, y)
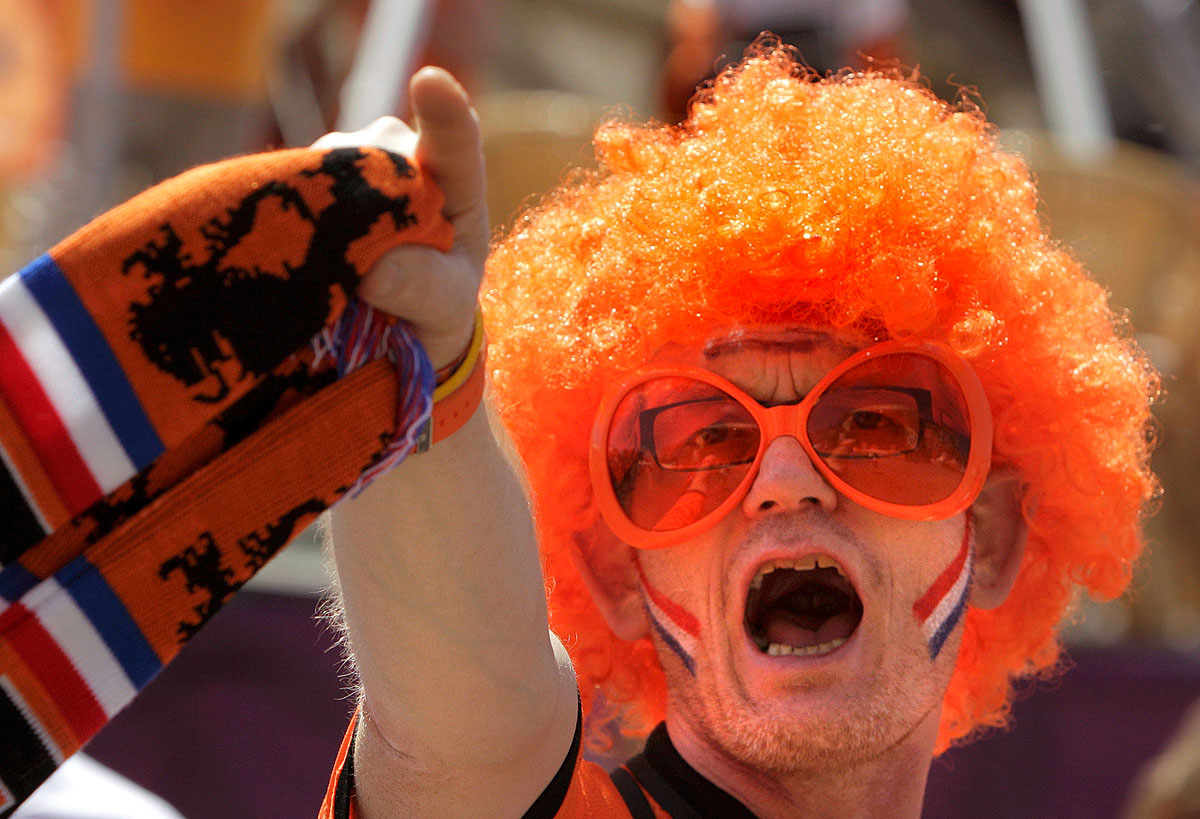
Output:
top-left (635, 557), bottom-right (702, 676)
top-left (910, 517), bottom-right (974, 661)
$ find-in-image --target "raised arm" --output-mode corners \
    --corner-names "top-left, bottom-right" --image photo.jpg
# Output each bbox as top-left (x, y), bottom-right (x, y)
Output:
top-left (321, 68), bottom-right (578, 818)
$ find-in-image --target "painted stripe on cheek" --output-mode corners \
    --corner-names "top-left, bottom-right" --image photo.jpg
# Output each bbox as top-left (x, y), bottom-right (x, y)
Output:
top-left (913, 518), bottom-right (974, 660)
top-left (635, 557), bottom-right (699, 676)
top-left (644, 602), bottom-right (696, 676)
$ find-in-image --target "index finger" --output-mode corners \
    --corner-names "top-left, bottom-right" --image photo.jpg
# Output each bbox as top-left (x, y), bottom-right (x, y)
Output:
top-left (410, 67), bottom-right (489, 264)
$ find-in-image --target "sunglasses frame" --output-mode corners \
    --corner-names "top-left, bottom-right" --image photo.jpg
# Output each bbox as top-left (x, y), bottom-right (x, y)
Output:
top-left (589, 339), bottom-right (994, 549)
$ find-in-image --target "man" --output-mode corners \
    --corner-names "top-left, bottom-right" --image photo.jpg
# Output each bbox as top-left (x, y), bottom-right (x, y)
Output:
top-left (319, 44), bottom-right (1158, 817)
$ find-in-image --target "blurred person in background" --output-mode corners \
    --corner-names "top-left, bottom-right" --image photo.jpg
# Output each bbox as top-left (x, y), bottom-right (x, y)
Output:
top-left (1126, 698), bottom-right (1200, 819)
top-left (0, 0), bottom-right (278, 269)
top-left (660, 0), bottom-right (909, 120)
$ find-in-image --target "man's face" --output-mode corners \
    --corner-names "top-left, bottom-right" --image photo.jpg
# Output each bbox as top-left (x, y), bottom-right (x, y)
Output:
top-left (629, 331), bottom-right (973, 774)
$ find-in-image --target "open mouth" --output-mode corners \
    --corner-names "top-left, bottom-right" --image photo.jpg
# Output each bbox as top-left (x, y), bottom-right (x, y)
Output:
top-left (744, 556), bottom-right (864, 657)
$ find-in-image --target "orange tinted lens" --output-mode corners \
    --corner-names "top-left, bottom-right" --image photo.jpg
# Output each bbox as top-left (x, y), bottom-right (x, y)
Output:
top-left (807, 353), bottom-right (971, 505)
top-left (606, 376), bottom-right (758, 531)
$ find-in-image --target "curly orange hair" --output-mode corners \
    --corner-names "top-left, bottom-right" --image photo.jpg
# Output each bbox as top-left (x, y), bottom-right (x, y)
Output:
top-left (480, 44), bottom-right (1159, 752)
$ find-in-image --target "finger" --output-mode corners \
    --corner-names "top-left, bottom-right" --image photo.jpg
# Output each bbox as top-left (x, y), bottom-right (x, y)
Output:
top-left (359, 244), bottom-right (478, 368)
top-left (408, 67), bottom-right (489, 266)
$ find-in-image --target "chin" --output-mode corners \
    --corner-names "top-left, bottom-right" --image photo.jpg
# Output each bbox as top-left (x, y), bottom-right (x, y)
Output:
top-left (703, 701), bottom-right (905, 774)
top-left (672, 663), bottom-right (949, 777)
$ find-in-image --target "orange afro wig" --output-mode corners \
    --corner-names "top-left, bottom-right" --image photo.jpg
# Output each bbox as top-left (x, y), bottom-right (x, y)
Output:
top-left (480, 44), bottom-right (1159, 753)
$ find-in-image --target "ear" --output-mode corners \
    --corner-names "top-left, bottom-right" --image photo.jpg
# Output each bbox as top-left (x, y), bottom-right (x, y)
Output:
top-left (570, 524), bottom-right (651, 642)
top-left (969, 468), bottom-right (1029, 610)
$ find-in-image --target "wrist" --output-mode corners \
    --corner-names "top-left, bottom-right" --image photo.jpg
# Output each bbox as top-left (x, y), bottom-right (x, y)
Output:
top-left (416, 308), bottom-right (486, 452)
top-left (434, 307), bottom-right (483, 388)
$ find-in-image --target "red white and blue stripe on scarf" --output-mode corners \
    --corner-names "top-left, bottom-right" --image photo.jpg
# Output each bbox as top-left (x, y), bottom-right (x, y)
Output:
top-left (0, 145), bottom-right (452, 814)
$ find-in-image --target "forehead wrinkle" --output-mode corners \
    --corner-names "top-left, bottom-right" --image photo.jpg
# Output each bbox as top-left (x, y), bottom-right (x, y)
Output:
top-left (702, 331), bottom-right (833, 360)
top-left (702, 335), bottom-right (857, 404)
top-left (765, 361), bottom-right (783, 404)
top-left (789, 350), bottom-right (822, 402)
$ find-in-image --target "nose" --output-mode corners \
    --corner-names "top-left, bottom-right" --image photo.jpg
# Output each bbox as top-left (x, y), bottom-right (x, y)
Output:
top-left (741, 436), bottom-right (838, 517)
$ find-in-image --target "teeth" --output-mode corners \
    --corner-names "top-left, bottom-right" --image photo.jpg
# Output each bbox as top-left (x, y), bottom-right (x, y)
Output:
top-left (766, 637), bottom-right (847, 657)
top-left (793, 555), bottom-right (817, 572)
top-left (749, 555), bottom-right (848, 589)
top-left (814, 556), bottom-right (848, 580)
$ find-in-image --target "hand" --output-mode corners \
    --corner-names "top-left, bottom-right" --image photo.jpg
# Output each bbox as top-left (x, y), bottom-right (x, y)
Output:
top-left (312, 67), bottom-right (487, 370)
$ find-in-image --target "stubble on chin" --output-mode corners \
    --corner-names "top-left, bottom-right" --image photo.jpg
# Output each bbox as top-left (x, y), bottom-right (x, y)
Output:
top-left (665, 637), bottom-right (957, 779)
top-left (673, 686), bottom-right (902, 777)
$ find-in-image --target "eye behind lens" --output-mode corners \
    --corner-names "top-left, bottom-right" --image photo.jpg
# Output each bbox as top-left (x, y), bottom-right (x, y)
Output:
top-left (604, 373), bottom-right (761, 532)
top-left (808, 352), bottom-right (974, 506)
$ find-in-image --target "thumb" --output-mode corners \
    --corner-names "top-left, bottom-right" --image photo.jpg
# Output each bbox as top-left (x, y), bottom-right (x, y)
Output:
top-left (410, 67), bottom-right (489, 269)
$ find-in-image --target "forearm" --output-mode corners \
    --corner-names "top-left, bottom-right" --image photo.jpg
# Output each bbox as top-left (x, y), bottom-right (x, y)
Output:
top-left (328, 401), bottom-right (574, 765)
top-left (314, 69), bottom-right (578, 816)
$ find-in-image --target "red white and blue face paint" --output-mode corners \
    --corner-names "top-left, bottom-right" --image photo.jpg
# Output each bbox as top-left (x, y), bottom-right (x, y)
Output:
top-left (912, 517), bottom-right (973, 661)
top-left (635, 556), bottom-right (701, 676)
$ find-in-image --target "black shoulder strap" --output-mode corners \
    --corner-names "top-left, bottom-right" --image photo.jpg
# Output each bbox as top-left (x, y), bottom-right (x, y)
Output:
top-left (626, 754), bottom-right (703, 819)
top-left (610, 765), bottom-right (657, 819)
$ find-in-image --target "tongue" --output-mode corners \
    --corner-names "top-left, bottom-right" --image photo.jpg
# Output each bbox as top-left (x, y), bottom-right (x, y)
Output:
top-left (764, 610), bottom-right (858, 649)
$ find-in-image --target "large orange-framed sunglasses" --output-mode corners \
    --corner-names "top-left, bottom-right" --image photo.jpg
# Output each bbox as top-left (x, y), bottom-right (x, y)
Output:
top-left (589, 340), bottom-right (993, 549)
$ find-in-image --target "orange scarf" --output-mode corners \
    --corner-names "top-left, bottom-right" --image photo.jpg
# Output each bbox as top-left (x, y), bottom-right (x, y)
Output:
top-left (0, 145), bottom-right (451, 813)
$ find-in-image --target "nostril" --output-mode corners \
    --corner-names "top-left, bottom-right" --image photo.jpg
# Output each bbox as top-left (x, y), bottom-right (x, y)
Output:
top-left (758, 500), bottom-right (777, 512)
